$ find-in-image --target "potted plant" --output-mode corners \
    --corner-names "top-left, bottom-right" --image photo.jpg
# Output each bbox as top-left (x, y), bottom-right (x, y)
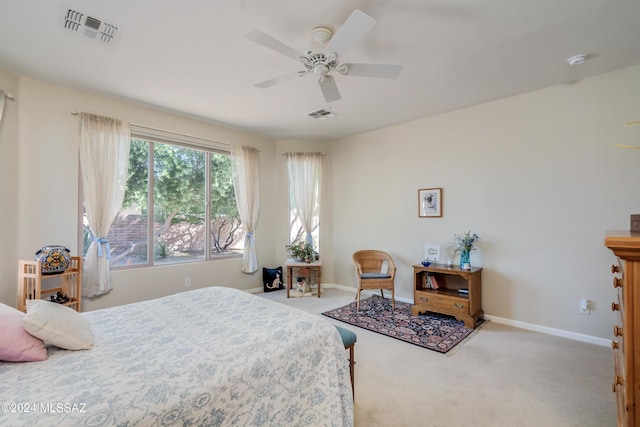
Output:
top-left (286, 242), bottom-right (319, 263)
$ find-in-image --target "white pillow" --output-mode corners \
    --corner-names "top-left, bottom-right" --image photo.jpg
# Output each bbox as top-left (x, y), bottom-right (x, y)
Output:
top-left (23, 300), bottom-right (94, 350)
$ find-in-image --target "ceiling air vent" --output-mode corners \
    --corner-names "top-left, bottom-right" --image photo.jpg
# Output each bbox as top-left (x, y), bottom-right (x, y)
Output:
top-left (306, 109), bottom-right (336, 120)
top-left (60, 6), bottom-right (121, 45)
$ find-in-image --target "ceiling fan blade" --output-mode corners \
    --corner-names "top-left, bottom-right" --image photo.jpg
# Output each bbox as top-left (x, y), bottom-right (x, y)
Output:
top-left (325, 9), bottom-right (376, 56)
top-left (244, 29), bottom-right (303, 61)
top-left (255, 70), bottom-right (309, 89)
top-left (318, 76), bottom-right (341, 103)
top-left (344, 63), bottom-right (402, 79)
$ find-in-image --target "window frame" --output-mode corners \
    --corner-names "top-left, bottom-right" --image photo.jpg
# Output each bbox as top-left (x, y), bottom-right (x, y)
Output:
top-left (78, 127), bottom-right (243, 270)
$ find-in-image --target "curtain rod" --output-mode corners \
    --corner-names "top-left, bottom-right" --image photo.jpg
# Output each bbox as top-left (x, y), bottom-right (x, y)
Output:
top-left (70, 112), bottom-right (242, 149)
top-left (281, 152), bottom-right (325, 155)
top-left (129, 122), bottom-right (232, 147)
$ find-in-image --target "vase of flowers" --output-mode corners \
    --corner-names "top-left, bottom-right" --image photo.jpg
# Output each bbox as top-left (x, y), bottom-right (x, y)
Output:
top-left (451, 231), bottom-right (480, 269)
top-left (285, 242), bottom-right (319, 263)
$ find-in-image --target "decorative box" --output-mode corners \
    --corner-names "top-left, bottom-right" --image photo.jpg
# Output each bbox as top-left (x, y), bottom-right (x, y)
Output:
top-left (35, 245), bottom-right (71, 274)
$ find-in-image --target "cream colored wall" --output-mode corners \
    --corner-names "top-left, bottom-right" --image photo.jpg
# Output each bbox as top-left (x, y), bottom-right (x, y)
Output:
top-left (329, 64), bottom-right (640, 339)
top-left (0, 68), bottom-right (19, 307)
top-left (3, 64), bottom-right (639, 340)
top-left (1, 73), bottom-right (278, 311)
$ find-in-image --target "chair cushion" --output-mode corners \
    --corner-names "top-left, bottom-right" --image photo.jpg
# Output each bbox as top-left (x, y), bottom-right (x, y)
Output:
top-left (361, 272), bottom-right (392, 279)
top-left (335, 325), bottom-right (357, 347)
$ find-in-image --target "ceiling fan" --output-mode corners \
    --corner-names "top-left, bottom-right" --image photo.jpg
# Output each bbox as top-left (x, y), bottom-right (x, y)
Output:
top-left (244, 9), bottom-right (402, 103)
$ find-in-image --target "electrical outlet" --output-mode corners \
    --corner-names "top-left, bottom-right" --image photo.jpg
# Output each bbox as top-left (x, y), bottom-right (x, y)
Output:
top-left (185, 277), bottom-right (191, 287)
top-left (579, 298), bottom-right (590, 315)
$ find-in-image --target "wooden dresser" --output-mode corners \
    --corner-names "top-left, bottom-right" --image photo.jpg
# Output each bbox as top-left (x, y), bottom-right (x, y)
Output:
top-left (605, 231), bottom-right (640, 426)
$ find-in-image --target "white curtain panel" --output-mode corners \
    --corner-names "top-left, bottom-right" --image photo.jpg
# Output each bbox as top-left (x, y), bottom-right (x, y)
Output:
top-left (231, 145), bottom-right (261, 273)
top-left (287, 153), bottom-right (322, 247)
top-left (79, 113), bottom-right (130, 297)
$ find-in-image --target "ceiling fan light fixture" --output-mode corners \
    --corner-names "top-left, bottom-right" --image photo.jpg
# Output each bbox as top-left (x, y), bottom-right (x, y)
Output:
top-left (314, 64), bottom-right (329, 75)
top-left (567, 54), bottom-right (587, 66)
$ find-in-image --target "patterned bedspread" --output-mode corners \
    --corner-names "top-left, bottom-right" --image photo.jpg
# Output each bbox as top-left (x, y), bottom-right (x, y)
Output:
top-left (0, 286), bottom-right (353, 426)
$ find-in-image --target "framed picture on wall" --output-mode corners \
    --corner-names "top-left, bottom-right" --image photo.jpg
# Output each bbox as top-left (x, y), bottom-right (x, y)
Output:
top-left (418, 188), bottom-right (442, 218)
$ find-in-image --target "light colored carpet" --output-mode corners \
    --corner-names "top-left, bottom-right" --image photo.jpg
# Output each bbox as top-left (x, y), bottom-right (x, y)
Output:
top-left (261, 287), bottom-right (616, 427)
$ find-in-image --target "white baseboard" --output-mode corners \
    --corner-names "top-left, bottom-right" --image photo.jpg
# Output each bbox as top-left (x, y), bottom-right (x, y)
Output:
top-left (329, 283), bottom-right (354, 293)
top-left (483, 314), bottom-right (610, 347)
top-left (252, 283), bottom-right (610, 347)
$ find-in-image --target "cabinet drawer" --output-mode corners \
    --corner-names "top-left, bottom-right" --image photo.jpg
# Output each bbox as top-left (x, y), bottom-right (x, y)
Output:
top-left (414, 291), bottom-right (469, 315)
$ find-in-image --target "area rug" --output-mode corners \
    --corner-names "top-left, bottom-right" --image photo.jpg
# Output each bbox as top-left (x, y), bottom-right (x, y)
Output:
top-left (322, 295), bottom-right (482, 354)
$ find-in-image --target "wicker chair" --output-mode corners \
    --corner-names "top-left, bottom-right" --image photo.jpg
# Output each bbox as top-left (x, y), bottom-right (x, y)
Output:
top-left (352, 249), bottom-right (396, 311)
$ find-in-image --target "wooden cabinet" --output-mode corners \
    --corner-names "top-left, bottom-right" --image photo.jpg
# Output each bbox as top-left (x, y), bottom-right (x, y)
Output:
top-left (605, 231), bottom-right (640, 426)
top-left (411, 264), bottom-right (482, 328)
top-left (18, 257), bottom-right (82, 312)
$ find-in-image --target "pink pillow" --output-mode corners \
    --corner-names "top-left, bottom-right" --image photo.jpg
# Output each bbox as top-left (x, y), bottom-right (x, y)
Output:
top-left (0, 302), bottom-right (47, 362)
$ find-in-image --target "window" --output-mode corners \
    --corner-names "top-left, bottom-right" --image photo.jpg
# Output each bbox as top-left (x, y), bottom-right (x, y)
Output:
top-left (82, 134), bottom-right (244, 268)
top-left (288, 187), bottom-right (319, 246)
top-left (286, 153), bottom-right (322, 249)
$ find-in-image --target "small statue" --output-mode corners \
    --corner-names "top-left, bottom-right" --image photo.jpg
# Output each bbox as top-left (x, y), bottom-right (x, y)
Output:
top-left (296, 277), bottom-right (305, 293)
top-left (296, 277), bottom-right (313, 296)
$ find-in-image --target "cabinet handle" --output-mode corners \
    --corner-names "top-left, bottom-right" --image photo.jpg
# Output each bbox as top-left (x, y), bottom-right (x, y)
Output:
top-left (420, 296), bottom-right (428, 303)
top-left (613, 277), bottom-right (623, 288)
top-left (612, 302), bottom-right (620, 312)
top-left (614, 325), bottom-right (623, 337)
top-left (454, 303), bottom-right (464, 309)
top-left (612, 264), bottom-right (620, 274)
top-left (612, 340), bottom-right (620, 350)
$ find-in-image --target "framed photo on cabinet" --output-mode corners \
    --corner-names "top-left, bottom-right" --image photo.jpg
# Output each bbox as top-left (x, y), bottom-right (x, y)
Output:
top-left (418, 188), bottom-right (442, 218)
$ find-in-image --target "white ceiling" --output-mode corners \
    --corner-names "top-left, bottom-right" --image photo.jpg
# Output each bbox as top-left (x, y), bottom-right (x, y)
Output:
top-left (1, 0), bottom-right (639, 140)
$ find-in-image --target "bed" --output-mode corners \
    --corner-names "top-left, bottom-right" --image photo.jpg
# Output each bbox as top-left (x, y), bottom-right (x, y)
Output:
top-left (0, 286), bottom-right (354, 426)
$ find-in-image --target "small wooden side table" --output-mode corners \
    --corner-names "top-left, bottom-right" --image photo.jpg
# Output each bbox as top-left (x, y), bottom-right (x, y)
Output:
top-left (285, 259), bottom-right (322, 298)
